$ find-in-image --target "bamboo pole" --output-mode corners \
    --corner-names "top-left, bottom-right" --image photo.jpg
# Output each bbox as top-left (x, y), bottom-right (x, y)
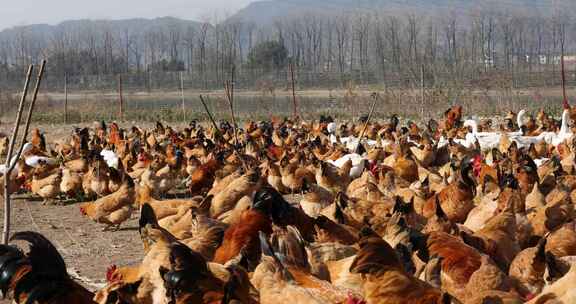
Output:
top-left (289, 62), bottom-right (298, 119)
top-left (224, 68), bottom-right (234, 111)
top-left (224, 75), bottom-right (249, 171)
top-left (420, 64), bottom-right (425, 120)
top-left (118, 74), bottom-right (124, 119)
top-left (224, 80), bottom-right (239, 149)
top-left (180, 71), bottom-right (186, 121)
top-left (3, 64), bottom-right (34, 244)
top-left (199, 95), bottom-right (220, 135)
top-left (64, 73), bottom-right (68, 124)
top-left (561, 45), bottom-right (569, 109)
top-left (354, 93), bottom-right (379, 154)
top-left (16, 60), bottom-right (46, 158)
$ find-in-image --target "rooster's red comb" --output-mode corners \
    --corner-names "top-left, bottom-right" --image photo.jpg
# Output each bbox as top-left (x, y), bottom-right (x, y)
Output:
top-left (106, 265), bottom-right (118, 282)
top-left (346, 293), bottom-right (366, 304)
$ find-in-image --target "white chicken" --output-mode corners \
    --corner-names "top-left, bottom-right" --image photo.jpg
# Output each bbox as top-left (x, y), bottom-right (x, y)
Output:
top-left (328, 153), bottom-right (368, 179)
top-left (100, 149), bottom-right (120, 169)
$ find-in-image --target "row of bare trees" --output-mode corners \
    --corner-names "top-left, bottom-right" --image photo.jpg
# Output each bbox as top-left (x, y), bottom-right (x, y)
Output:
top-left (0, 9), bottom-right (574, 91)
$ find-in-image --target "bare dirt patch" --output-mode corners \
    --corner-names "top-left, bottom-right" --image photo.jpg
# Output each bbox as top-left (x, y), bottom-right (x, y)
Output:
top-left (0, 195), bottom-right (142, 295)
top-left (0, 190), bottom-right (304, 304)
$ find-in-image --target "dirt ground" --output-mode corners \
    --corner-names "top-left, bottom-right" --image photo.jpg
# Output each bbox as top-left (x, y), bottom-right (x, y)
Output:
top-left (0, 195), bottom-right (143, 294)
top-left (0, 192), bottom-right (303, 304)
top-left (0, 125), bottom-right (146, 302)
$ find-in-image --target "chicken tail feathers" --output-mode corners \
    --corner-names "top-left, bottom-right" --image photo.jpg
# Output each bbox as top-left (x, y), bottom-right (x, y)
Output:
top-left (0, 232), bottom-right (75, 304)
top-left (258, 232), bottom-right (294, 282)
top-left (139, 203), bottom-right (159, 232)
top-left (168, 242), bottom-right (208, 274)
top-left (0, 245), bottom-right (25, 298)
top-left (10, 231), bottom-right (67, 279)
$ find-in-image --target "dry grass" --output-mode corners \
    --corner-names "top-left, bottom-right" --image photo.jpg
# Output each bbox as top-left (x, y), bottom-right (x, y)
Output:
top-left (0, 86), bottom-right (571, 126)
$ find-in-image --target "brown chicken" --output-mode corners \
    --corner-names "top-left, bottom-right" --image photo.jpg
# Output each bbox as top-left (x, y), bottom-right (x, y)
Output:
top-left (261, 159), bottom-right (290, 193)
top-left (179, 213), bottom-right (226, 260)
top-left (0, 172), bottom-right (26, 198)
top-left (189, 152), bottom-right (224, 195)
top-left (80, 176), bottom-right (136, 230)
top-left (160, 242), bottom-right (258, 304)
top-left (509, 237), bottom-right (548, 295)
top-left (410, 143), bottom-right (436, 168)
top-left (423, 156), bottom-right (476, 223)
top-left (107, 122), bottom-right (122, 147)
top-left (460, 202), bottom-right (520, 272)
top-left (280, 155), bottom-right (315, 192)
top-left (96, 204), bottom-right (176, 304)
top-left (136, 184), bottom-right (200, 220)
top-left (427, 231), bottom-right (482, 301)
top-left (0, 135), bottom-right (8, 157)
top-left (30, 163), bottom-right (62, 205)
top-left (154, 151), bottom-right (183, 195)
top-left (30, 128), bottom-right (47, 152)
top-left (251, 228), bottom-right (355, 304)
top-left (95, 263), bottom-right (143, 303)
top-left (545, 223), bottom-right (576, 258)
top-left (60, 166), bottom-right (83, 197)
top-left (299, 182), bottom-right (335, 218)
top-left (350, 236), bottom-right (450, 304)
top-left (315, 160), bottom-right (351, 193)
top-left (210, 168), bottom-right (261, 217)
top-left (213, 188), bottom-right (274, 266)
top-left (392, 138), bottom-right (419, 183)
top-left (440, 105), bottom-right (463, 132)
top-left (83, 159), bottom-right (110, 198)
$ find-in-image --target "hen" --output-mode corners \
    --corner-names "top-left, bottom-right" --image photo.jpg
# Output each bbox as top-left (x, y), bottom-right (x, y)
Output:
top-left (350, 236), bottom-right (450, 304)
top-left (160, 242), bottom-right (257, 304)
top-left (213, 188), bottom-right (275, 266)
top-left (423, 156), bottom-right (476, 223)
top-left (80, 175), bottom-right (136, 231)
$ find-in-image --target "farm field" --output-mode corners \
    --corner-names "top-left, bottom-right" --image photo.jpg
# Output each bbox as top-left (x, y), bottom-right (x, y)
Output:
top-left (2, 86), bottom-right (575, 126)
top-left (0, 190), bottom-right (303, 301)
top-left (2, 0), bottom-right (576, 302)
top-left (1, 102), bottom-right (576, 303)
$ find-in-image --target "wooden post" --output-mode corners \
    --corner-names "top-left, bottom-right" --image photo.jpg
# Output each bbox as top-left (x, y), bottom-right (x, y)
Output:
top-left (148, 69), bottom-right (152, 93)
top-left (561, 44), bottom-right (569, 109)
top-left (420, 64), bottom-right (425, 120)
top-left (118, 74), bottom-right (124, 119)
top-left (224, 73), bottom-right (249, 171)
top-left (355, 93), bottom-right (378, 154)
top-left (64, 73), bottom-right (68, 124)
top-left (289, 62), bottom-right (298, 118)
top-left (230, 64), bottom-right (235, 116)
top-left (2, 63), bottom-right (35, 244)
top-left (224, 80), bottom-right (240, 149)
top-left (180, 71), bottom-right (186, 121)
top-left (19, 60), bottom-right (47, 148)
top-left (199, 95), bottom-right (220, 133)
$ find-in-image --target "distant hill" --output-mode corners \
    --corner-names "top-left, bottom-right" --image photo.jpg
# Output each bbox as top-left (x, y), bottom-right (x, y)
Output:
top-left (229, 0), bottom-right (575, 25)
top-left (0, 17), bottom-right (203, 43)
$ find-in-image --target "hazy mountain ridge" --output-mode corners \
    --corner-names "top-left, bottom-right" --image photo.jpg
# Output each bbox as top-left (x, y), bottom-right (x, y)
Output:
top-left (1, 0), bottom-right (572, 36)
top-left (230, 0), bottom-right (575, 24)
top-left (0, 17), bottom-right (203, 41)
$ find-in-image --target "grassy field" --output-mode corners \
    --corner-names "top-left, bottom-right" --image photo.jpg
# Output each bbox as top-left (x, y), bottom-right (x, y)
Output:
top-left (1, 86), bottom-right (573, 126)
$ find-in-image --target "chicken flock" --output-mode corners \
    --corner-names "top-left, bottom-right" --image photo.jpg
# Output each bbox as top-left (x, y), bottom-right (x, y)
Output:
top-left (0, 104), bottom-right (576, 304)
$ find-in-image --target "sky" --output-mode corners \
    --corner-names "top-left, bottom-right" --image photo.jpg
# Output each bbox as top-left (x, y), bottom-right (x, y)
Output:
top-left (0, 0), bottom-right (257, 30)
